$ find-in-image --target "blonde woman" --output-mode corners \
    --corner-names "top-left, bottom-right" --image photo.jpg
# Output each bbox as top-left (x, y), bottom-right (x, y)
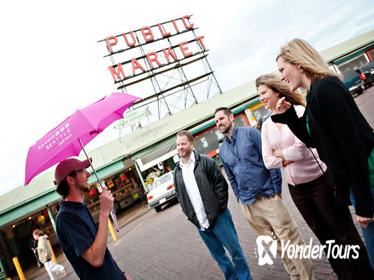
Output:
top-left (273, 39), bottom-right (374, 279)
top-left (257, 73), bottom-right (368, 279)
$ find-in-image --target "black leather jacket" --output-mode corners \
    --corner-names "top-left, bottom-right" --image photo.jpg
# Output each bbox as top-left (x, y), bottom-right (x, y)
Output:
top-left (173, 151), bottom-right (228, 229)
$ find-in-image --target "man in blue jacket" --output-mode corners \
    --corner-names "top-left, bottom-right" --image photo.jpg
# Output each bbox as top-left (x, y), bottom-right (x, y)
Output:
top-left (214, 107), bottom-right (314, 280)
top-left (174, 130), bottom-right (252, 280)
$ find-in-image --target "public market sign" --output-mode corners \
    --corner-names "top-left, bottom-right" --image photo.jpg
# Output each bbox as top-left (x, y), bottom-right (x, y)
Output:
top-left (99, 15), bottom-right (206, 85)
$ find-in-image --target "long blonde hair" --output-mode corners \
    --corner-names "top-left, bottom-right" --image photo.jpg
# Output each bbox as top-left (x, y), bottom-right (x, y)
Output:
top-left (256, 73), bottom-right (306, 107)
top-left (276, 39), bottom-right (338, 82)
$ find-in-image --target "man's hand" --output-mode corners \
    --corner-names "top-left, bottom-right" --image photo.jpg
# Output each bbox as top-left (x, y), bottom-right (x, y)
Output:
top-left (99, 188), bottom-right (114, 216)
top-left (82, 188), bottom-right (114, 267)
top-left (356, 214), bottom-right (374, 228)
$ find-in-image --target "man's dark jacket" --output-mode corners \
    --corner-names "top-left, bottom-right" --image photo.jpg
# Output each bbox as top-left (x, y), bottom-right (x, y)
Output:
top-left (173, 151), bottom-right (228, 229)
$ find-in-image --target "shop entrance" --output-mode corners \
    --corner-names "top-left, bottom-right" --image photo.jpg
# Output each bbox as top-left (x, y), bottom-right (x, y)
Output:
top-left (86, 164), bottom-right (146, 224)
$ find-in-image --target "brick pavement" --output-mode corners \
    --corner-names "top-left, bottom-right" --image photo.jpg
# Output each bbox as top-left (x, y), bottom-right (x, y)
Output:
top-left (31, 178), bottom-right (340, 280)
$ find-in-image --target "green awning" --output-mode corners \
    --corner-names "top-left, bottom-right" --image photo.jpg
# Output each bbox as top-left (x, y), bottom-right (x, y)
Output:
top-left (0, 191), bottom-right (61, 228)
top-left (0, 160), bottom-right (126, 228)
top-left (333, 43), bottom-right (374, 65)
top-left (87, 160), bottom-right (125, 184)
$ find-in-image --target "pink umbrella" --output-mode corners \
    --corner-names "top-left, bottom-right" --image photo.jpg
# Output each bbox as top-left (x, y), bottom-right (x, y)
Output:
top-left (25, 92), bottom-right (140, 231)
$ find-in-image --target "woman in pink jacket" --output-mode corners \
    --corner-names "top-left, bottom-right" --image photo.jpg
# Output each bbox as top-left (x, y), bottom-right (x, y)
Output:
top-left (256, 73), bottom-right (366, 279)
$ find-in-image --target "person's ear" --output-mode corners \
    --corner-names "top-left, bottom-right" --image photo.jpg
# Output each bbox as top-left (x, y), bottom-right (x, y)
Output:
top-left (229, 114), bottom-right (234, 121)
top-left (66, 175), bottom-right (74, 185)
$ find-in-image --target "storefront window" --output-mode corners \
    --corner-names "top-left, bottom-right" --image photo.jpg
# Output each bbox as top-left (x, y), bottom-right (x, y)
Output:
top-left (338, 55), bottom-right (369, 73)
top-left (86, 169), bottom-right (143, 220)
top-left (367, 48), bottom-right (374, 61)
top-left (245, 104), bottom-right (270, 130)
top-left (194, 114), bottom-right (247, 157)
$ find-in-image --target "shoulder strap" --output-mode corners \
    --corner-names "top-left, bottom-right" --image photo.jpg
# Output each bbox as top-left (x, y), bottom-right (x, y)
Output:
top-left (308, 148), bottom-right (325, 173)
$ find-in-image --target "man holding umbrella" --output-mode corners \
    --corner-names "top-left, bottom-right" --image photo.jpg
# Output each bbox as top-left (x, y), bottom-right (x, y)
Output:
top-left (24, 93), bottom-right (139, 279)
top-left (54, 157), bottom-right (129, 280)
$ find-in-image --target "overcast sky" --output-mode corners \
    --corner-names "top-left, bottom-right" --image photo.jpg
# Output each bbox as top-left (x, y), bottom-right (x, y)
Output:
top-left (0, 0), bottom-right (373, 196)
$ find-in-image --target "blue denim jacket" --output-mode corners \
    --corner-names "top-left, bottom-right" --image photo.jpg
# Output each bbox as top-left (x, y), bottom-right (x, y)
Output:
top-left (219, 126), bottom-right (282, 205)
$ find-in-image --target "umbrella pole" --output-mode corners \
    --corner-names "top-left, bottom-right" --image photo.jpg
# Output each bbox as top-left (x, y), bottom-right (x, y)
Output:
top-left (78, 138), bottom-right (120, 232)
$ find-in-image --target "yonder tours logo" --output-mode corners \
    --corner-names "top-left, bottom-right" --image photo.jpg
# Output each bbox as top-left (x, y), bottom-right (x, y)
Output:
top-left (255, 235), bottom-right (360, 266)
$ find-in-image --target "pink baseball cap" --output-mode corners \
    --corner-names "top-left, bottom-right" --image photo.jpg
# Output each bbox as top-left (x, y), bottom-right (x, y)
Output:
top-left (54, 158), bottom-right (91, 185)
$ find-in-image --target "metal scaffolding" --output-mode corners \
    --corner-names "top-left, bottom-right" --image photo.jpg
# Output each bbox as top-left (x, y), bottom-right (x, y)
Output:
top-left (98, 15), bottom-right (222, 130)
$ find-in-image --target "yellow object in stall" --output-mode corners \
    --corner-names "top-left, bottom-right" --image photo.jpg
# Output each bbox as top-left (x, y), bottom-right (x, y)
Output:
top-left (132, 193), bottom-right (139, 199)
top-left (37, 215), bottom-right (46, 224)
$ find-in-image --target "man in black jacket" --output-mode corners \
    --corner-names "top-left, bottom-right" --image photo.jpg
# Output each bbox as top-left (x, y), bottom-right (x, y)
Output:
top-left (173, 130), bottom-right (252, 280)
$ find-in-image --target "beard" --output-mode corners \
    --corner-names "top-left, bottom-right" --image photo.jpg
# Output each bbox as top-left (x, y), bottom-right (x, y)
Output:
top-left (78, 184), bottom-right (90, 193)
top-left (178, 149), bottom-right (192, 159)
top-left (220, 122), bottom-right (232, 134)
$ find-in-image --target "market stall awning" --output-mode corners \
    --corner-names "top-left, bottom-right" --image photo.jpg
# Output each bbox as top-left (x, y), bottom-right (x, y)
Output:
top-left (0, 190), bottom-right (60, 228)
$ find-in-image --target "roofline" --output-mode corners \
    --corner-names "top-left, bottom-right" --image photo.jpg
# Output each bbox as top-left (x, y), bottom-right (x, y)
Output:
top-left (0, 187), bottom-right (56, 216)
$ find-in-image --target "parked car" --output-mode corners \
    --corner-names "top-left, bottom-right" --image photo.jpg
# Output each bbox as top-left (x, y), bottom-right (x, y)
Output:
top-left (343, 61), bottom-right (374, 96)
top-left (358, 61), bottom-right (374, 89)
top-left (146, 172), bottom-right (177, 212)
top-left (343, 69), bottom-right (364, 96)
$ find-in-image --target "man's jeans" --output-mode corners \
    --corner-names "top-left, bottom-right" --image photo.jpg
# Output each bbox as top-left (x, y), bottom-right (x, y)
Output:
top-left (198, 209), bottom-right (252, 280)
top-left (350, 187), bottom-right (374, 269)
